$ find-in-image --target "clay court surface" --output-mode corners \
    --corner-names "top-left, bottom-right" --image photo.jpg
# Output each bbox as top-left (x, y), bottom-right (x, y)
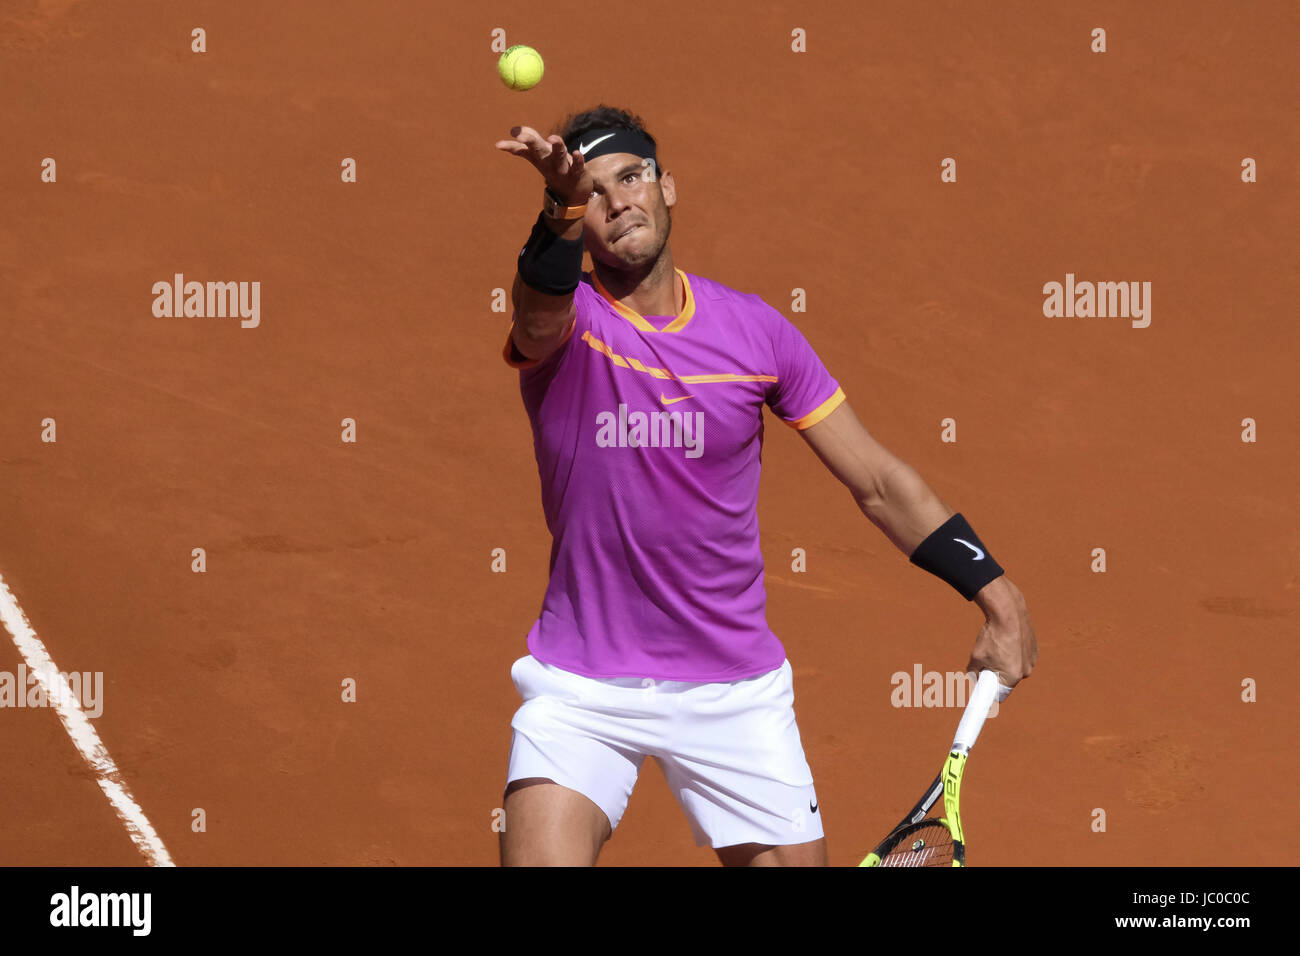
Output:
top-left (1, 1), bottom-right (1295, 865)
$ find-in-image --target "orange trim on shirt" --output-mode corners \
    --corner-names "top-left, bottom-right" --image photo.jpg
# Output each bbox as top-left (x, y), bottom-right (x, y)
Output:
top-left (786, 386), bottom-right (846, 430)
top-left (590, 268), bottom-right (696, 333)
top-left (679, 371), bottom-right (779, 384)
top-left (625, 355), bottom-right (675, 380)
top-left (581, 330), bottom-right (633, 369)
top-left (502, 315), bottom-right (577, 369)
top-left (579, 330), bottom-right (778, 385)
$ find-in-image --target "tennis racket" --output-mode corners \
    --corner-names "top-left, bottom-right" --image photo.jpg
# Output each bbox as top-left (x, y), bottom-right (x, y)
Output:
top-left (859, 669), bottom-right (1004, 867)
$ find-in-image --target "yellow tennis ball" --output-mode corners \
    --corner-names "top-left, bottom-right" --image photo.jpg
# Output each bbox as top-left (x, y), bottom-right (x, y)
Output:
top-left (498, 45), bottom-right (544, 91)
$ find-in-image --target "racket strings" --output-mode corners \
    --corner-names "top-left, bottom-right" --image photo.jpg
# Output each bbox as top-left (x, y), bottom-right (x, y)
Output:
top-left (879, 822), bottom-right (955, 867)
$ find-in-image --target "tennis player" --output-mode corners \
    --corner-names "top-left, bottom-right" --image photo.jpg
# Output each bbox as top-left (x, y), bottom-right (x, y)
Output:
top-left (494, 105), bottom-right (1038, 866)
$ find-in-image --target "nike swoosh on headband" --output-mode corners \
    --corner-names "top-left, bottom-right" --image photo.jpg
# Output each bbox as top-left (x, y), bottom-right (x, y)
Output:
top-left (577, 132), bottom-right (617, 155)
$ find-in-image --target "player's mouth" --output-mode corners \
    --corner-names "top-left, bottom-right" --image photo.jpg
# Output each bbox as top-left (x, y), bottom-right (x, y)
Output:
top-left (612, 223), bottom-right (643, 243)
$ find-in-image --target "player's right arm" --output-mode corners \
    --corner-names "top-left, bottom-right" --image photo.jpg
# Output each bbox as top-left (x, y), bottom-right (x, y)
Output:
top-left (800, 401), bottom-right (1038, 688)
top-left (495, 126), bottom-right (591, 364)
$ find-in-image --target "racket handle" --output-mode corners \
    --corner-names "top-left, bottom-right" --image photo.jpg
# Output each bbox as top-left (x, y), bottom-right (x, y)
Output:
top-left (951, 670), bottom-right (1002, 753)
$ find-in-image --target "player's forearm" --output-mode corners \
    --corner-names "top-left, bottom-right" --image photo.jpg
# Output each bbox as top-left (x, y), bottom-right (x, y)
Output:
top-left (861, 464), bottom-right (1022, 623)
top-left (512, 272), bottom-right (575, 334)
top-left (854, 461), bottom-right (954, 556)
top-left (510, 207), bottom-right (584, 354)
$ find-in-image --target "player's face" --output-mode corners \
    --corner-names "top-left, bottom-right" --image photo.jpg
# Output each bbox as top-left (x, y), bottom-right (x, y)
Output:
top-left (581, 152), bottom-right (676, 270)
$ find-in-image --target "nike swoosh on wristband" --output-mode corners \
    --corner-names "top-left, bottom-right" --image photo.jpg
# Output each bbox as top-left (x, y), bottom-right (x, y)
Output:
top-left (577, 132), bottom-right (616, 155)
top-left (954, 538), bottom-right (985, 560)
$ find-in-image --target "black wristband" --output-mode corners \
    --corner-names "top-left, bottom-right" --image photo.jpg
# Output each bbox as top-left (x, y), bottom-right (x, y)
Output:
top-left (517, 211), bottom-right (584, 296)
top-left (908, 513), bottom-right (1004, 601)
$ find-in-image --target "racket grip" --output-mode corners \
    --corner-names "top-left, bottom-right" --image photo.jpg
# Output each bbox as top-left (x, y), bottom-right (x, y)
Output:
top-left (952, 670), bottom-right (1000, 753)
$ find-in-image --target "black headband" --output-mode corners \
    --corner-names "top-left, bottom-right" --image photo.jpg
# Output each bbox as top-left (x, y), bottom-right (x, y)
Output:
top-left (567, 127), bottom-right (659, 174)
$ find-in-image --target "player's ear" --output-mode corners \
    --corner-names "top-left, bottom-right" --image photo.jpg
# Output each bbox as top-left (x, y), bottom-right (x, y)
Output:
top-left (660, 169), bottom-right (676, 209)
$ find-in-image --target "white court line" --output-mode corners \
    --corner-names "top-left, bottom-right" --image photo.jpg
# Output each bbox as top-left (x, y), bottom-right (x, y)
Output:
top-left (0, 571), bottom-right (174, 867)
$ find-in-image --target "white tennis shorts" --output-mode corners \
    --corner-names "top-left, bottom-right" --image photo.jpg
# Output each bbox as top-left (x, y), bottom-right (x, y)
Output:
top-left (505, 654), bottom-right (824, 849)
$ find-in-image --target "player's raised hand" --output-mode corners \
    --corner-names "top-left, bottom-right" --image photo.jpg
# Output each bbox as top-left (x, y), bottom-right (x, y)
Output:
top-left (495, 126), bottom-right (590, 203)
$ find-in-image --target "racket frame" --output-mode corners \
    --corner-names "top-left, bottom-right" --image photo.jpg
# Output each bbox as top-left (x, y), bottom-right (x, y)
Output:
top-left (859, 670), bottom-right (999, 867)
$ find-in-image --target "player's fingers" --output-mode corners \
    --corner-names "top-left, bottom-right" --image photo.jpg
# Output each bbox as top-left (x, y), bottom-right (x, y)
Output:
top-left (553, 147), bottom-right (585, 184)
top-left (544, 136), bottom-right (573, 172)
top-left (510, 126), bottom-right (550, 155)
top-left (967, 659), bottom-right (1016, 691)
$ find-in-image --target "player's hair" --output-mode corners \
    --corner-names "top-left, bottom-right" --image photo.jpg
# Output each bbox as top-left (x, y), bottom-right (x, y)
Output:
top-left (555, 104), bottom-right (661, 168)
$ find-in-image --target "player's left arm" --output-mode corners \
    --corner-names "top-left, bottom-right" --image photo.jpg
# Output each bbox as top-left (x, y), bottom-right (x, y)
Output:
top-left (798, 400), bottom-right (1038, 687)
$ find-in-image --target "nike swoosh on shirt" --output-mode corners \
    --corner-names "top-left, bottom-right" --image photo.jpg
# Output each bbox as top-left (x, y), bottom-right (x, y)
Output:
top-left (954, 538), bottom-right (985, 560)
top-left (660, 394), bottom-right (694, 405)
top-left (577, 132), bottom-right (616, 155)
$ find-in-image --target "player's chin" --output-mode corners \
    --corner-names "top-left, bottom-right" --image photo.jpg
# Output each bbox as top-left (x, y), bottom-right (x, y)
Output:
top-left (606, 244), bottom-right (649, 268)
top-left (614, 232), bottom-right (662, 265)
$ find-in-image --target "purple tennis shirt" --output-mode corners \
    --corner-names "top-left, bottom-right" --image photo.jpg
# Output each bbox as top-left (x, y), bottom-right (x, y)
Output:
top-left (503, 268), bottom-right (844, 682)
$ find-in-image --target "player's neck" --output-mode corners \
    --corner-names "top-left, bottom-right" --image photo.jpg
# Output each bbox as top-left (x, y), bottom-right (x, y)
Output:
top-left (593, 250), bottom-right (681, 317)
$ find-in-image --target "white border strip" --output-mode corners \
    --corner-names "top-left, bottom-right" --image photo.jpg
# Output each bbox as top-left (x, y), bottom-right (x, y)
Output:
top-left (0, 572), bottom-right (174, 866)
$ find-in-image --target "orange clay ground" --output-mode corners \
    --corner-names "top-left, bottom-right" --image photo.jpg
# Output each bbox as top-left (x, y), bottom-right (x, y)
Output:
top-left (0, 1), bottom-right (1295, 865)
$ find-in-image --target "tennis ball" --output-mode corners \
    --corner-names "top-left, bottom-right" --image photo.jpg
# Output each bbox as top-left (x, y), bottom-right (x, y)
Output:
top-left (498, 45), bottom-right (544, 91)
